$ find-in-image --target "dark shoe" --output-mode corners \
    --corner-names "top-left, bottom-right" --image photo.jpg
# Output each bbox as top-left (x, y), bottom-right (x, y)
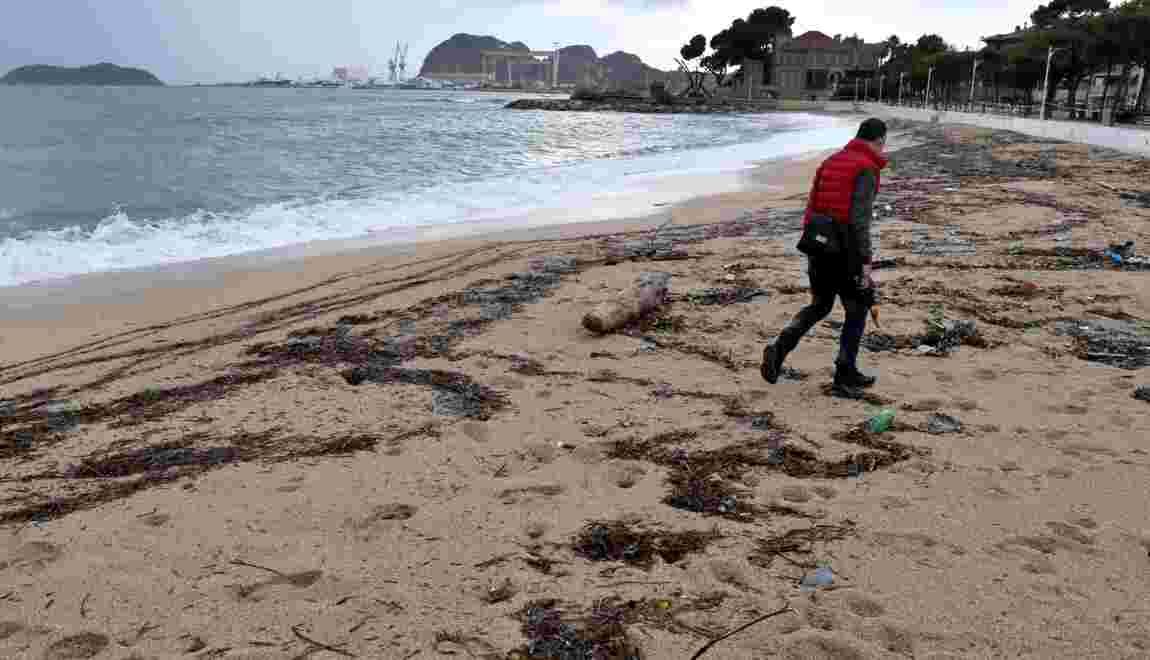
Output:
top-left (828, 382), bottom-right (866, 400)
top-left (834, 365), bottom-right (876, 389)
top-left (761, 343), bottom-right (785, 384)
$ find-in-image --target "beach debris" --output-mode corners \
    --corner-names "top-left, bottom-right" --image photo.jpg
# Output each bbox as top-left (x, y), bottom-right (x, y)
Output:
top-left (867, 409), bottom-right (897, 434)
top-left (582, 272), bottom-right (671, 335)
top-left (1132, 386), bottom-right (1150, 402)
top-left (341, 365), bottom-right (508, 418)
top-left (779, 366), bottom-right (808, 381)
top-left (482, 578), bottom-right (518, 605)
top-left (684, 286), bottom-right (768, 305)
top-left (911, 224), bottom-right (977, 257)
top-left (572, 520), bottom-right (720, 568)
top-left (1119, 190), bottom-right (1150, 209)
top-left (862, 333), bottom-right (902, 353)
top-left (921, 305), bottom-right (980, 355)
top-left (513, 599), bottom-right (642, 660)
top-left (43, 632), bottom-right (110, 660)
top-left (800, 564), bottom-right (836, 591)
top-left (926, 413), bottom-right (964, 435)
top-left (767, 431), bottom-right (786, 465)
top-left (750, 522), bottom-right (857, 572)
top-left (1054, 319), bottom-right (1150, 370)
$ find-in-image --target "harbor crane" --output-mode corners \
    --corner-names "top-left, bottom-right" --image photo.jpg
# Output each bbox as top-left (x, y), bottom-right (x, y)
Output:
top-left (398, 43), bottom-right (409, 81)
top-left (387, 43), bottom-right (401, 83)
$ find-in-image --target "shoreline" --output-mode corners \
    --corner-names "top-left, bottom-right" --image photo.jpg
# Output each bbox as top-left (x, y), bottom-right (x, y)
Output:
top-left (0, 128), bottom-right (852, 308)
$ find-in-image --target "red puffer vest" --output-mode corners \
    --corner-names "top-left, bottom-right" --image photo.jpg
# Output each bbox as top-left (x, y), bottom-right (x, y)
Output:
top-left (802, 138), bottom-right (888, 227)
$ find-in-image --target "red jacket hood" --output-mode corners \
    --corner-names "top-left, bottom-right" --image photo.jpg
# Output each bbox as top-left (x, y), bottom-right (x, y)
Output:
top-left (844, 138), bottom-right (888, 170)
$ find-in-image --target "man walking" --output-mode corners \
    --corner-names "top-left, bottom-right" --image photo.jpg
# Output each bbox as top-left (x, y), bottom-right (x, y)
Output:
top-left (761, 118), bottom-right (888, 392)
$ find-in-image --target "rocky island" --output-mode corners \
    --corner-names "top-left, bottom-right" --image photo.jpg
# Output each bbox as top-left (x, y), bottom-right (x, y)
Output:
top-left (1, 63), bottom-right (164, 86)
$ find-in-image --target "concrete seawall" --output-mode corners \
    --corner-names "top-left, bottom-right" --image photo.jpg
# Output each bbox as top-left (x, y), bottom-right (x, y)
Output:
top-left (863, 103), bottom-right (1150, 157)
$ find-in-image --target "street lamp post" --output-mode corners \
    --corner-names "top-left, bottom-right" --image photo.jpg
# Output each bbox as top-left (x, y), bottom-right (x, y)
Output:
top-left (925, 66), bottom-right (934, 109)
top-left (898, 72), bottom-right (905, 105)
top-left (969, 58), bottom-right (981, 109)
top-left (864, 78), bottom-right (869, 101)
top-left (879, 74), bottom-right (886, 103)
top-left (553, 41), bottom-right (560, 89)
top-left (1040, 45), bottom-right (1065, 120)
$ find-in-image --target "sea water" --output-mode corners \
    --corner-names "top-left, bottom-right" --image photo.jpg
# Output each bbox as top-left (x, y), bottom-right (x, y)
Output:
top-left (0, 86), bottom-right (854, 287)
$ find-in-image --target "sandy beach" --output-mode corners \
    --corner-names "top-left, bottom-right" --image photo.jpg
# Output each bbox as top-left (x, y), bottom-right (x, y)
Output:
top-left (3, 119), bottom-right (1150, 659)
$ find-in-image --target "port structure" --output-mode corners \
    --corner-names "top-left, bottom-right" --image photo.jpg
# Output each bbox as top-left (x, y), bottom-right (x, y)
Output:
top-left (479, 49), bottom-right (559, 89)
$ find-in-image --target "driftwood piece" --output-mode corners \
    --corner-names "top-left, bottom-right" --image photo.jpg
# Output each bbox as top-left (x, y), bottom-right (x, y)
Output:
top-left (582, 272), bottom-right (672, 334)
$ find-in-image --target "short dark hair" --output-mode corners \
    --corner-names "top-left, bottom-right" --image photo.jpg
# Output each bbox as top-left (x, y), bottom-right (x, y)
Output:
top-left (856, 118), bottom-right (887, 142)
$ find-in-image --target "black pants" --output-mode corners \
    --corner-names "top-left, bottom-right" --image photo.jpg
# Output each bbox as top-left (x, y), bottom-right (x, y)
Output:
top-left (775, 257), bottom-right (869, 371)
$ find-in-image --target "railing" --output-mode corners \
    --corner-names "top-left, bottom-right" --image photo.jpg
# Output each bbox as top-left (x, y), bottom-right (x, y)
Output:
top-left (874, 98), bottom-right (1149, 126)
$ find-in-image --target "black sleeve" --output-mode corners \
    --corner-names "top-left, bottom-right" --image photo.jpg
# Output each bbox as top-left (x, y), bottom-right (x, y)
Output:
top-left (849, 170), bottom-right (877, 265)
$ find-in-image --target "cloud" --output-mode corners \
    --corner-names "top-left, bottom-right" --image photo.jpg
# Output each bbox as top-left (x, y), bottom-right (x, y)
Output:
top-left (604, 0), bottom-right (691, 8)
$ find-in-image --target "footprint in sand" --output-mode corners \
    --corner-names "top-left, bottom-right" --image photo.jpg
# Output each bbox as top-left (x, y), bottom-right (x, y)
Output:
top-left (780, 485), bottom-right (813, 504)
top-left (811, 485), bottom-right (838, 500)
top-left (902, 398), bottom-right (945, 412)
top-left (1048, 403), bottom-right (1090, 416)
top-left (1045, 521), bottom-right (1095, 546)
top-left (972, 368), bottom-right (998, 381)
top-left (1021, 557), bottom-right (1057, 574)
top-left (230, 568), bottom-right (326, 601)
top-left (879, 496), bottom-right (911, 510)
top-left (798, 592), bottom-right (916, 657)
top-left (777, 629), bottom-right (886, 660)
top-left (1060, 443), bottom-right (1119, 462)
top-left (42, 632), bottom-right (110, 659)
top-left (461, 421), bottom-right (491, 443)
top-left (605, 463), bottom-right (646, 489)
top-left (1069, 515), bottom-right (1098, 529)
top-left (0, 541), bottom-right (62, 572)
top-left (345, 503), bottom-right (417, 541)
top-left (994, 532), bottom-right (1095, 557)
top-left (139, 512), bottom-right (171, 527)
top-left (0, 622), bottom-right (27, 640)
top-left (870, 531), bottom-right (966, 564)
top-left (496, 483), bottom-right (564, 505)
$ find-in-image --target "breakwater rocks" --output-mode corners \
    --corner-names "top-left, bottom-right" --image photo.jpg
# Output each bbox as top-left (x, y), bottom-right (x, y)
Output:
top-left (505, 98), bottom-right (777, 114)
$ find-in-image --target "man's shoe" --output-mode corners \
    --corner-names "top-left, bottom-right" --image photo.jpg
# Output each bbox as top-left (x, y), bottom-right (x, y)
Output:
top-left (761, 343), bottom-right (784, 384)
top-left (834, 366), bottom-right (876, 389)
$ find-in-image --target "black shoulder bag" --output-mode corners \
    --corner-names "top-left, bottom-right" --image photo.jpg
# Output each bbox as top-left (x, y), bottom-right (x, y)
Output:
top-left (796, 213), bottom-right (846, 258)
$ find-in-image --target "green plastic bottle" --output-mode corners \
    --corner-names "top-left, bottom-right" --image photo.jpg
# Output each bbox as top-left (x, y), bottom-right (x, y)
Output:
top-left (868, 409), bottom-right (896, 434)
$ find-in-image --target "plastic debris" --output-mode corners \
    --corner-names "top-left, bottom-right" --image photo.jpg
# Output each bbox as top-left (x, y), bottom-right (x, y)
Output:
top-left (800, 565), bottom-right (835, 591)
top-left (926, 413), bottom-right (964, 434)
top-left (867, 409), bottom-right (896, 434)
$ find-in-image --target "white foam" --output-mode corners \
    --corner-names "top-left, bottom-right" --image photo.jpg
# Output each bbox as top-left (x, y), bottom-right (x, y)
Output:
top-left (0, 114), bottom-right (854, 288)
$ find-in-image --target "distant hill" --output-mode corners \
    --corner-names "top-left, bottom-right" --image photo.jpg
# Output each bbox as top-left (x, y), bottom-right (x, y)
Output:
top-left (419, 33), bottom-right (671, 87)
top-left (1, 63), bottom-right (164, 86)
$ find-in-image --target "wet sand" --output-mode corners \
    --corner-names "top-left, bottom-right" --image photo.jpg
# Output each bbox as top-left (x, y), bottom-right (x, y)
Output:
top-left (2, 122), bottom-right (1150, 659)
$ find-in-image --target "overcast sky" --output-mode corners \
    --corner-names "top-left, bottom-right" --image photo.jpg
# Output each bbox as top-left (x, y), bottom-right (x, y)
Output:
top-left (2, 1), bottom-right (1038, 84)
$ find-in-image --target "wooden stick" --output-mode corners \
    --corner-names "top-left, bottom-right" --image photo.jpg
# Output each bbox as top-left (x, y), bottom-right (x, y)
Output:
top-left (231, 559), bottom-right (286, 577)
top-left (688, 606), bottom-right (794, 659)
top-left (291, 625), bottom-right (356, 658)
